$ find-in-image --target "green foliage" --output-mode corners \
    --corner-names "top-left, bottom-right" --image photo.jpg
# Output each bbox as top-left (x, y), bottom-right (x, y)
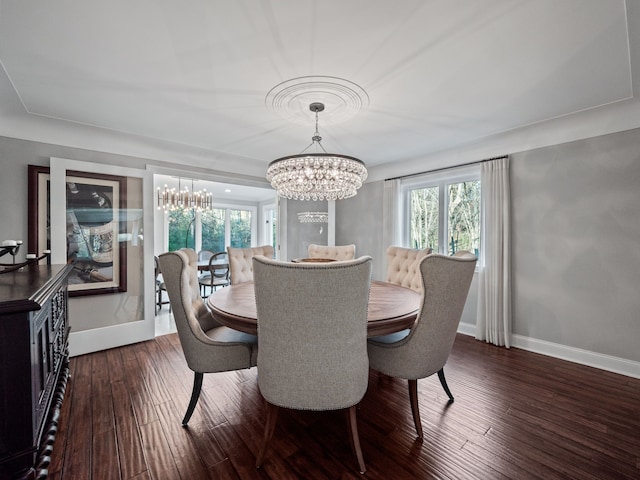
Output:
top-left (230, 209), bottom-right (252, 248)
top-left (448, 181), bottom-right (480, 255)
top-left (168, 207), bottom-right (254, 252)
top-left (202, 208), bottom-right (225, 252)
top-left (168, 209), bottom-right (196, 251)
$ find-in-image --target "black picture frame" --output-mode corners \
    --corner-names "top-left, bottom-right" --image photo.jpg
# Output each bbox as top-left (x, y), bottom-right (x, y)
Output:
top-left (28, 165), bottom-right (128, 297)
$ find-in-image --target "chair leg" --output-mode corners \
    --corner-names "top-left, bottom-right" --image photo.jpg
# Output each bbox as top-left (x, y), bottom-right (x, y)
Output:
top-left (408, 379), bottom-right (423, 440)
top-left (437, 368), bottom-right (455, 403)
top-left (256, 401), bottom-right (279, 468)
top-left (345, 405), bottom-right (366, 474)
top-left (182, 372), bottom-right (203, 426)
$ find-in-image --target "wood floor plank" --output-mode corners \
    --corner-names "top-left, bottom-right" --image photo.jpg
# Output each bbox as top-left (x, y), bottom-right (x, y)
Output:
top-left (120, 343), bottom-right (158, 427)
top-left (91, 351), bottom-right (116, 436)
top-left (111, 380), bottom-right (147, 479)
top-left (139, 420), bottom-right (182, 480)
top-left (91, 430), bottom-right (120, 480)
top-left (47, 332), bottom-right (640, 479)
top-left (60, 355), bottom-right (93, 480)
top-left (153, 401), bottom-right (212, 479)
top-left (134, 346), bottom-right (172, 406)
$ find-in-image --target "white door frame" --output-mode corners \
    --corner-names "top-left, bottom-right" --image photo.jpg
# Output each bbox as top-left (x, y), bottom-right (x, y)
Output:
top-left (50, 157), bottom-right (155, 356)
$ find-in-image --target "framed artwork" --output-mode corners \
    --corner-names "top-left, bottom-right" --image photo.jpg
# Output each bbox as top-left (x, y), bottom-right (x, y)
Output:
top-left (28, 165), bottom-right (128, 296)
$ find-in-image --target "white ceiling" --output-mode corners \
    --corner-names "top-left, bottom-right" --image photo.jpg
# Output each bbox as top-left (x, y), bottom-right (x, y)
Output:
top-left (0, 0), bottom-right (638, 186)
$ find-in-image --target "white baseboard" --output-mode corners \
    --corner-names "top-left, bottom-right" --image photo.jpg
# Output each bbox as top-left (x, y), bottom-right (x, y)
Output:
top-left (69, 320), bottom-right (155, 357)
top-left (457, 322), bottom-right (640, 379)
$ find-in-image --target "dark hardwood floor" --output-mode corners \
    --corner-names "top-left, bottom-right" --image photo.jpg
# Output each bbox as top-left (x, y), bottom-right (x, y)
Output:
top-left (47, 333), bottom-right (640, 479)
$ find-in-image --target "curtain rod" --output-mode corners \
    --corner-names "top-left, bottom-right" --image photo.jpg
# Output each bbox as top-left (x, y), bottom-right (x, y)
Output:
top-left (384, 155), bottom-right (508, 182)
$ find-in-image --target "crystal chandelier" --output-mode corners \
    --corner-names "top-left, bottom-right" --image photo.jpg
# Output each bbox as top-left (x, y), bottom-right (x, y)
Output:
top-left (157, 178), bottom-right (213, 212)
top-left (266, 102), bottom-right (367, 201)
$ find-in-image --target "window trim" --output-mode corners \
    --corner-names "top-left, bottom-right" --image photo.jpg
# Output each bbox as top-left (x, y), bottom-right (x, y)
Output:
top-left (164, 201), bottom-right (258, 252)
top-left (400, 164), bottom-right (480, 255)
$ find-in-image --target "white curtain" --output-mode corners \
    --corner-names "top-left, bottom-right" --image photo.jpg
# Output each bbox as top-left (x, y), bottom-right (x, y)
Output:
top-left (383, 178), bottom-right (401, 249)
top-left (476, 157), bottom-right (512, 347)
top-left (382, 179), bottom-right (401, 277)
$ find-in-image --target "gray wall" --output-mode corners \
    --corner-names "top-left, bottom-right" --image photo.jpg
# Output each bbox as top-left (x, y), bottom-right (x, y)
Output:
top-left (510, 128), bottom-right (640, 362)
top-left (336, 182), bottom-right (385, 279)
top-left (336, 128), bottom-right (640, 363)
top-left (285, 199), bottom-right (328, 261)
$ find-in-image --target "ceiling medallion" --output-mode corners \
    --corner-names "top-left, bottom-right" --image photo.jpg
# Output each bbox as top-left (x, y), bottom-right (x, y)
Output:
top-left (266, 102), bottom-right (367, 201)
top-left (265, 76), bottom-right (369, 126)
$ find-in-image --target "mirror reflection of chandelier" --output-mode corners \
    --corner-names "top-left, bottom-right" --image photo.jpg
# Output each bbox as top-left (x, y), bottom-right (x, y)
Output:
top-left (157, 178), bottom-right (213, 212)
top-left (297, 211), bottom-right (328, 223)
top-left (266, 102), bottom-right (368, 201)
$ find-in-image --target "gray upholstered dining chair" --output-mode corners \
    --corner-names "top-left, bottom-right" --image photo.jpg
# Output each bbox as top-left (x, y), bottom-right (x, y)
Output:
top-left (252, 255), bottom-right (373, 474)
top-left (227, 245), bottom-right (274, 284)
top-left (158, 248), bottom-right (257, 426)
top-left (307, 243), bottom-right (356, 260)
top-left (368, 252), bottom-right (476, 440)
top-left (385, 245), bottom-right (433, 292)
top-left (154, 255), bottom-right (170, 312)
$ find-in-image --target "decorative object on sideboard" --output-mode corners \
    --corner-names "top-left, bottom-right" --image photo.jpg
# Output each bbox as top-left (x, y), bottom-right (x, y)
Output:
top-left (0, 239), bottom-right (51, 274)
top-left (266, 102), bottom-right (368, 201)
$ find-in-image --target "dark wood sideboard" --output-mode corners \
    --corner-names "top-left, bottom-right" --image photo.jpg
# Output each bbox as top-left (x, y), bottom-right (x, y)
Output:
top-left (0, 264), bottom-right (72, 480)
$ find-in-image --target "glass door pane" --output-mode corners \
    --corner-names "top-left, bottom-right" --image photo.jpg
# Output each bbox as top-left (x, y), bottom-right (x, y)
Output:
top-left (230, 209), bottom-right (252, 247)
top-left (168, 208), bottom-right (196, 251)
top-left (201, 208), bottom-right (226, 253)
top-left (409, 187), bottom-right (439, 251)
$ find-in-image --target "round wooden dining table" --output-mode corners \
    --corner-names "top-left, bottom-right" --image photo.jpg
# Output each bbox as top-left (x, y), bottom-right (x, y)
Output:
top-left (197, 259), bottom-right (228, 271)
top-left (206, 280), bottom-right (421, 337)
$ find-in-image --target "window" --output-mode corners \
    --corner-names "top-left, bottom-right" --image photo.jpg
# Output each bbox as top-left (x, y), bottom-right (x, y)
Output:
top-left (262, 204), bottom-right (277, 250)
top-left (166, 204), bottom-right (257, 253)
top-left (201, 208), bottom-right (226, 252)
top-left (168, 208), bottom-right (196, 251)
top-left (229, 209), bottom-right (252, 248)
top-left (403, 167), bottom-right (480, 256)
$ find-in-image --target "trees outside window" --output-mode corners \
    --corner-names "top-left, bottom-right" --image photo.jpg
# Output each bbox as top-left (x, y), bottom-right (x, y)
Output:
top-left (409, 186), bottom-right (439, 251)
top-left (230, 209), bottom-right (252, 248)
top-left (405, 168), bottom-right (480, 257)
top-left (201, 208), bottom-right (226, 252)
top-left (166, 205), bottom-right (256, 253)
top-left (168, 209), bottom-right (196, 252)
top-left (447, 181), bottom-right (480, 255)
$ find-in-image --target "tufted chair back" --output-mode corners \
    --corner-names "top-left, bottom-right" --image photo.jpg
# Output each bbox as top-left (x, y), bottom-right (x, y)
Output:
top-left (307, 243), bottom-right (356, 261)
top-left (227, 245), bottom-right (275, 284)
top-left (385, 245), bottom-right (433, 292)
